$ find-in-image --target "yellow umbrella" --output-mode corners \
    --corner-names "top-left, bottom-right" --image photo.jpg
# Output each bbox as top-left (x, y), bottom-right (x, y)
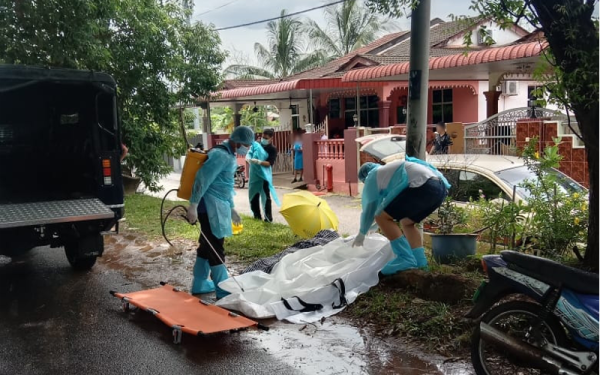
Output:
top-left (279, 191), bottom-right (339, 238)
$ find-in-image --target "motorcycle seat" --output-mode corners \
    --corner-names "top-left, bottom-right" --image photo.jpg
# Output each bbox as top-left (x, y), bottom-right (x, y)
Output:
top-left (501, 250), bottom-right (598, 295)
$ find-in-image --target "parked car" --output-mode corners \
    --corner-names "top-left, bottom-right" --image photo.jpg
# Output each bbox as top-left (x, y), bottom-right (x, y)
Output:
top-left (0, 65), bottom-right (124, 270)
top-left (356, 134), bottom-right (586, 204)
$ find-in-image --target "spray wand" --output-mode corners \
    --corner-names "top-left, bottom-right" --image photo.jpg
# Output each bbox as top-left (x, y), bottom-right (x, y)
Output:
top-left (160, 189), bottom-right (245, 293)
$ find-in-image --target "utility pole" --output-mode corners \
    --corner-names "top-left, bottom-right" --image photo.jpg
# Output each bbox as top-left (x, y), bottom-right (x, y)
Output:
top-left (182, 0), bottom-right (193, 25)
top-left (406, 0), bottom-right (431, 160)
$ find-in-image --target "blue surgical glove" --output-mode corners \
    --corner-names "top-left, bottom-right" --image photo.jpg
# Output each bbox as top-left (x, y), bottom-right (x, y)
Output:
top-left (352, 234), bottom-right (365, 248)
top-left (187, 203), bottom-right (198, 224)
top-left (231, 209), bottom-right (242, 226)
top-left (249, 159), bottom-right (261, 165)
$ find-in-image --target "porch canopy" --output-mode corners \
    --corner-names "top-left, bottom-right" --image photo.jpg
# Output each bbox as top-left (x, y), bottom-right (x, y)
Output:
top-left (211, 78), bottom-right (387, 105)
top-left (341, 41), bottom-right (547, 83)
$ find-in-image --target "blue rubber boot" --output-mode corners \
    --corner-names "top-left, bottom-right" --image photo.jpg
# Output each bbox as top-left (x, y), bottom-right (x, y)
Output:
top-left (412, 247), bottom-right (429, 270)
top-left (191, 257), bottom-right (215, 294)
top-left (210, 264), bottom-right (231, 300)
top-left (381, 236), bottom-right (417, 275)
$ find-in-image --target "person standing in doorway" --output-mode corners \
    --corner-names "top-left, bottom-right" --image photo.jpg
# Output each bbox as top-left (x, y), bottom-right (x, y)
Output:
top-left (429, 121), bottom-right (453, 155)
top-left (247, 128), bottom-right (279, 222)
top-left (292, 134), bottom-right (303, 183)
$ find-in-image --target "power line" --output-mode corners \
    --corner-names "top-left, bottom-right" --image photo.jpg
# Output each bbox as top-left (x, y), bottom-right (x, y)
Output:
top-left (214, 0), bottom-right (347, 31)
top-left (195, 0), bottom-right (240, 18)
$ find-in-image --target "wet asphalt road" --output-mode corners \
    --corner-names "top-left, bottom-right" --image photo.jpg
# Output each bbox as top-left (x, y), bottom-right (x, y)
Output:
top-left (0, 247), bottom-right (300, 375)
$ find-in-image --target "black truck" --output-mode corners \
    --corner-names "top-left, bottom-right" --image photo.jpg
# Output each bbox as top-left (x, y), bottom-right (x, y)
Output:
top-left (0, 65), bottom-right (124, 270)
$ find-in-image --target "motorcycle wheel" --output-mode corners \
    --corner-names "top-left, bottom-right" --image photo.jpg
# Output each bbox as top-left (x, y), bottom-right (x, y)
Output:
top-left (236, 175), bottom-right (245, 189)
top-left (471, 300), bottom-right (567, 375)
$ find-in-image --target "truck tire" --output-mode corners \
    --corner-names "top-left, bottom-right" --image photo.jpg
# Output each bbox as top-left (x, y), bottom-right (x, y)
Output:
top-left (64, 234), bottom-right (102, 271)
top-left (65, 247), bottom-right (97, 271)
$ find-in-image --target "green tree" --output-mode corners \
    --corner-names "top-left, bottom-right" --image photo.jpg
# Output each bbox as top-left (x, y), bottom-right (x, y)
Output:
top-left (305, 0), bottom-right (394, 60)
top-left (224, 9), bottom-right (324, 79)
top-left (365, 0), bottom-right (599, 271)
top-left (0, 0), bottom-right (225, 192)
top-left (210, 106), bottom-right (234, 132)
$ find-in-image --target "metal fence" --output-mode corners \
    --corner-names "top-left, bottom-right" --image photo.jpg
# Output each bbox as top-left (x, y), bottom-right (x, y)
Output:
top-left (464, 107), bottom-right (573, 155)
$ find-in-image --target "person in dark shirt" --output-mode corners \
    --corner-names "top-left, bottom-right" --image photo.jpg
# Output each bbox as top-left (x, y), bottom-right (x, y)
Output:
top-left (247, 128), bottom-right (278, 222)
top-left (429, 122), bottom-right (453, 155)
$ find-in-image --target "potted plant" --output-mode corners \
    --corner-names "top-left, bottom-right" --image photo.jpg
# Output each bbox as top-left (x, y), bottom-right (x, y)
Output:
top-left (428, 198), bottom-right (478, 264)
top-left (121, 165), bottom-right (142, 195)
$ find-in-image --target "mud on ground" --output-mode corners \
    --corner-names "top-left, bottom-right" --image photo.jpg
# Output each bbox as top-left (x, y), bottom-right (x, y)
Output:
top-left (101, 230), bottom-right (475, 374)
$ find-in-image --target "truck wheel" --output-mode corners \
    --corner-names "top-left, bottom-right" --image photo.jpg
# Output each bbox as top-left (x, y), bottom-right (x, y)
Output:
top-left (65, 244), bottom-right (97, 271)
top-left (64, 235), bottom-right (102, 271)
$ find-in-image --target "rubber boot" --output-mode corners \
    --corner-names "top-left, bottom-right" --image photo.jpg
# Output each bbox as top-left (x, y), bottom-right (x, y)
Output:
top-left (210, 264), bottom-right (231, 300)
top-left (412, 247), bottom-right (429, 270)
top-left (381, 236), bottom-right (417, 276)
top-left (191, 257), bottom-right (215, 294)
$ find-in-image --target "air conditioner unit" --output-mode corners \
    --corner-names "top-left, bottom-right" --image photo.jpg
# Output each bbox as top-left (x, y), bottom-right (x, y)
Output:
top-left (502, 81), bottom-right (519, 96)
top-left (477, 29), bottom-right (493, 45)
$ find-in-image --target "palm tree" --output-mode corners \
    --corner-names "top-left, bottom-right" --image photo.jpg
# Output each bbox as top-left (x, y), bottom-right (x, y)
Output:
top-left (224, 10), bottom-right (324, 79)
top-left (305, 0), bottom-right (394, 60)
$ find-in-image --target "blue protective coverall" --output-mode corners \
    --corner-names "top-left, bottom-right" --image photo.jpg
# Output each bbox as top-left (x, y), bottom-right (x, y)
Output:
top-left (359, 156), bottom-right (451, 236)
top-left (190, 140), bottom-right (237, 239)
top-left (246, 141), bottom-right (280, 216)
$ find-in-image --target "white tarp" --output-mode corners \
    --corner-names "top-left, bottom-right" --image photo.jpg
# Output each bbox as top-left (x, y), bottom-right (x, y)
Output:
top-left (216, 234), bottom-right (393, 323)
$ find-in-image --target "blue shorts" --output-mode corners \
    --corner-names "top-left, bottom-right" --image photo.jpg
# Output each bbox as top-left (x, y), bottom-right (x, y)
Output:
top-left (383, 178), bottom-right (447, 223)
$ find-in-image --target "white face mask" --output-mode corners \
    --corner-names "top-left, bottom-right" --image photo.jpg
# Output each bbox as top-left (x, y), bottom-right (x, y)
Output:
top-left (236, 145), bottom-right (248, 156)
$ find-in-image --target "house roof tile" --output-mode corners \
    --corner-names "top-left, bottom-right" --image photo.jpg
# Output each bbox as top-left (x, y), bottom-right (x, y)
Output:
top-left (221, 79), bottom-right (278, 90)
top-left (283, 31), bottom-right (410, 80)
top-left (381, 17), bottom-right (479, 57)
top-left (342, 41), bottom-right (547, 82)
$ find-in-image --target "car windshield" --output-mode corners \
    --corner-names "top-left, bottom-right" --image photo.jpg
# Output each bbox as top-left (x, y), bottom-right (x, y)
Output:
top-left (495, 165), bottom-right (586, 200)
top-left (362, 138), bottom-right (406, 160)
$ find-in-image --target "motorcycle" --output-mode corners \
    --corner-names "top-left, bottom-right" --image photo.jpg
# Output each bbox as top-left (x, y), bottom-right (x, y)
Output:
top-left (467, 250), bottom-right (599, 375)
top-left (234, 165), bottom-right (245, 189)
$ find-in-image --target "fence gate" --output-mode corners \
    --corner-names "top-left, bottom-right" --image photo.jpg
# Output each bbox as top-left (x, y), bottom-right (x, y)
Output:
top-left (271, 129), bottom-right (293, 173)
top-left (463, 107), bottom-right (573, 155)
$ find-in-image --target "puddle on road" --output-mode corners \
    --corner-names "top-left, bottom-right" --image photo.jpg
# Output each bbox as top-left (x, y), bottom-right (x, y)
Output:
top-left (101, 233), bottom-right (473, 374)
top-left (245, 319), bottom-right (448, 375)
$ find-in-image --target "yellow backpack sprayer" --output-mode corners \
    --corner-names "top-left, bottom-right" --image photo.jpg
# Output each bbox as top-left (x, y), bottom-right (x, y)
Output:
top-left (176, 147), bottom-right (209, 200)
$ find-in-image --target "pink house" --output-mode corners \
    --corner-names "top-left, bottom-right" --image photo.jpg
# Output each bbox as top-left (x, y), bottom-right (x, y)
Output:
top-left (206, 18), bottom-right (554, 195)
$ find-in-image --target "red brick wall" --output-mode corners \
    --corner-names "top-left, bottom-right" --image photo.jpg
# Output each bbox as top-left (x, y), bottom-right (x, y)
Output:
top-left (516, 120), bottom-right (589, 187)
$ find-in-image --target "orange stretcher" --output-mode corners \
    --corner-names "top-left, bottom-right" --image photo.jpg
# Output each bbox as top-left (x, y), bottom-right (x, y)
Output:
top-left (110, 283), bottom-right (266, 344)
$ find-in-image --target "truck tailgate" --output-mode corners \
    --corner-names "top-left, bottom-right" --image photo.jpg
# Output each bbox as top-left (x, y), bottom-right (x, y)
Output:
top-left (0, 199), bottom-right (115, 229)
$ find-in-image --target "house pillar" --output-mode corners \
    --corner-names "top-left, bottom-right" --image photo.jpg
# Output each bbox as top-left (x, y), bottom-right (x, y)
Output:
top-left (344, 128), bottom-right (358, 183)
top-left (378, 100), bottom-right (392, 127)
top-left (302, 132), bottom-right (322, 186)
top-left (202, 102), bottom-right (212, 148)
top-left (233, 103), bottom-right (243, 127)
top-left (483, 91), bottom-right (502, 118)
top-left (484, 71), bottom-right (504, 119)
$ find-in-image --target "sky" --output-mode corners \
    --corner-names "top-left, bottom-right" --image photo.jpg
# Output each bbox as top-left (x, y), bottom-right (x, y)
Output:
top-left (192, 0), bottom-right (479, 66)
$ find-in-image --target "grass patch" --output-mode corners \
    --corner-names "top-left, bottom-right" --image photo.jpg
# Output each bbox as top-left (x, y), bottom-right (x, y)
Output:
top-left (346, 285), bottom-right (474, 356)
top-left (124, 194), bottom-right (298, 262)
top-left (344, 257), bottom-right (484, 357)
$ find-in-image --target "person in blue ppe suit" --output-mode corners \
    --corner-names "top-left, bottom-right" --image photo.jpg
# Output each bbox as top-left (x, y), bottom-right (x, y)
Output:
top-left (292, 134), bottom-right (303, 183)
top-left (352, 157), bottom-right (450, 275)
top-left (247, 128), bottom-right (280, 222)
top-left (186, 125), bottom-right (254, 299)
